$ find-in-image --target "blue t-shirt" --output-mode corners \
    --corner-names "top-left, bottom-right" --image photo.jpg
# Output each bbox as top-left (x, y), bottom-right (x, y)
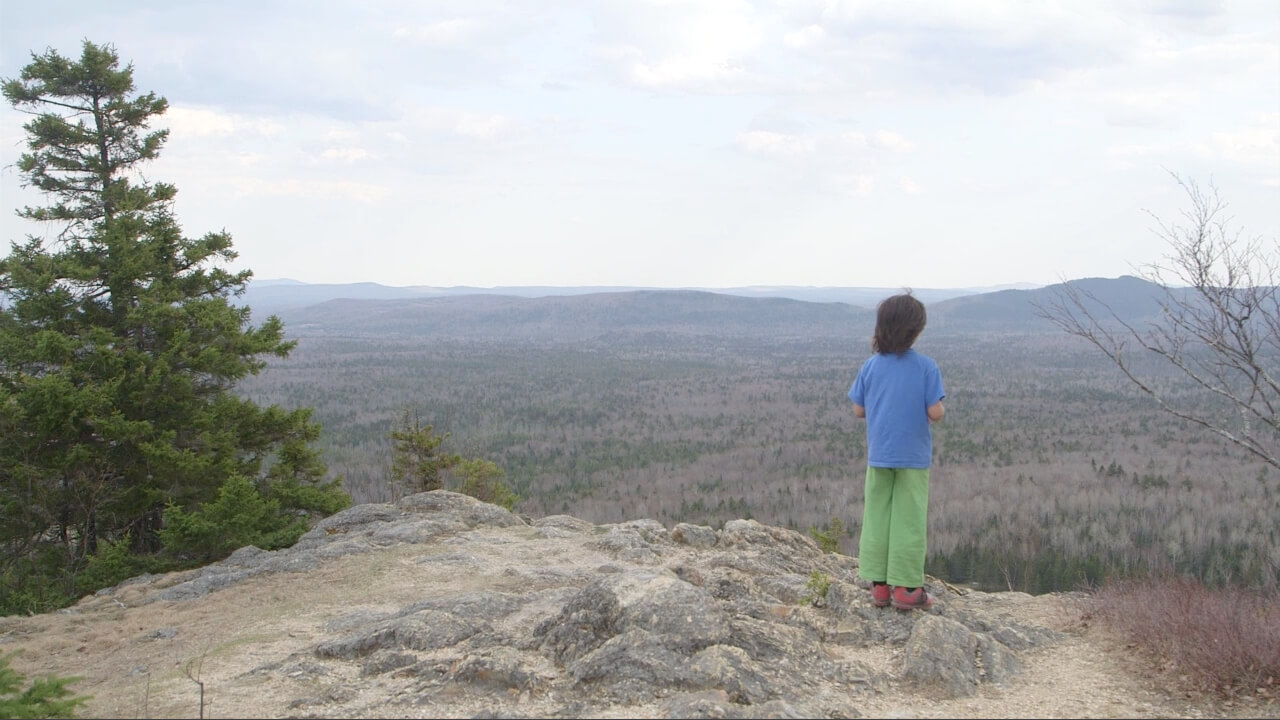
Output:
top-left (848, 349), bottom-right (945, 469)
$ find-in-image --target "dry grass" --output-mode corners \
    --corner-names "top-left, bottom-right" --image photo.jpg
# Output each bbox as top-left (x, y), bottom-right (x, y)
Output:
top-left (1083, 575), bottom-right (1280, 699)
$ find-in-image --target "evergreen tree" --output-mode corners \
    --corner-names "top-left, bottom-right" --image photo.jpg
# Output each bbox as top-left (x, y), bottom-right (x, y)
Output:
top-left (389, 409), bottom-right (459, 498)
top-left (0, 40), bottom-right (349, 610)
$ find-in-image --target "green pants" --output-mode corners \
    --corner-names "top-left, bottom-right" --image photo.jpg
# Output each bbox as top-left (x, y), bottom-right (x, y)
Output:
top-left (858, 466), bottom-right (930, 588)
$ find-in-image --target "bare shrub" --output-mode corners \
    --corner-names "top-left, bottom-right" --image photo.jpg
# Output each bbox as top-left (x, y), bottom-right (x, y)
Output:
top-left (1088, 575), bottom-right (1280, 697)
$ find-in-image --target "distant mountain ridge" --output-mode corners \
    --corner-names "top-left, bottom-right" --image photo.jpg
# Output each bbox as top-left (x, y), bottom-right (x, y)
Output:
top-left (242, 279), bottom-right (1041, 314)
top-left (255, 276), bottom-right (1172, 341)
top-left (274, 289), bottom-right (875, 341)
top-left (928, 275), bottom-right (1172, 332)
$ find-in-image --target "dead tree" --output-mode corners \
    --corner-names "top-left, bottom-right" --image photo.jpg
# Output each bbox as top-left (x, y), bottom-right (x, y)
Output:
top-left (1035, 173), bottom-right (1280, 469)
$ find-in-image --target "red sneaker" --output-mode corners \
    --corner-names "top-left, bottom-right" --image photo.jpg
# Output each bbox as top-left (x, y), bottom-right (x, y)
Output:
top-left (891, 586), bottom-right (934, 611)
top-left (870, 583), bottom-right (891, 607)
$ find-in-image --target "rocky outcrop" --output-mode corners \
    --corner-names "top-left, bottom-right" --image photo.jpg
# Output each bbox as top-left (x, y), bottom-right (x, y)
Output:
top-left (83, 491), bottom-right (1067, 718)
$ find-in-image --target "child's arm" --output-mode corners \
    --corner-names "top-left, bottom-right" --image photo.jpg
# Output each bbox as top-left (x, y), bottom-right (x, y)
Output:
top-left (852, 403), bottom-right (865, 419)
top-left (927, 401), bottom-right (945, 423)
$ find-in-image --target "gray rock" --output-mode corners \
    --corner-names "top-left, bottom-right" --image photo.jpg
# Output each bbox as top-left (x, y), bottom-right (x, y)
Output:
top-left (287, 682), bottom-right (357, 709)
top-left (533, 578), bottom-right (624, 664)
top-left (361, 649), bottom-right (417, 676)
top-left (76, 492), bottom-right (1070, 718)
top-left (407, 590), bottom-right (524, 624)
top-left (719, 519), bottom-right (822, 559)
top-left (594, 526), bottom-right (668, 562)
top-left (152, 568), bottom-right (253, 602)
top-left (901, 614), bottom-right (980, 698)
top-left (705, 567), bottom-right (756, 601)
top-left (609, 518), bottom-right (671, 544)
top-left (823, 579), bottom-right (866, 617)
top-left (568, 628), bottom-right (692, 699)
top-left (977, 632), bottom-right (1023, 683)
top-left (313, 625), bottom-right (398, 660)
top-left (658, 690), bottom-right (737, 718)
top-left (448, 647), bottom-right (549, 692)
top-left (397, 490), bottom-right (527, 529)
top-left (532, 514), bottom-right (596, 533)
top-left (672, 523), bottom-right (718, 548)
top-left (991, 622), bottom-right (1063, 650)
top-left (752, 698), bottom-right (834, 719)
top-left (314, 609), bottom-right (482, 659)
top-left (611, 571), bottom-right (730, 652)
top-left (755, 573), bottom-right (814, 605)
top-left (687, 644), bottom-right (773, 704)
top-left (393, 609), bottom-right (484, 651)
top-left (296, 503), bottom-right (400, 547)
top-left (725, 614), bottom-right (821, 662)
top-left (369, 517), bottom-right (468, 545)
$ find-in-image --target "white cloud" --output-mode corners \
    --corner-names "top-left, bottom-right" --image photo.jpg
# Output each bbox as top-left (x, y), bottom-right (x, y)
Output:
top-left (320, 147), bottom-right (372, 163)
top-left (1101, 87), bottom-right (1198, 128)
top-left (1197, 114), bottom-right (1280, 168)
top-left (393, 17), bottom-right (480, 46)
top-left (735, 127), bottom-right (915, 165)
top-left (783, 24), bottom-right (827, 49)
top-left (1104, 143), bottom-right (1174, 170)
top-left (395, 104), bottom-right (518, 142)
top-left (872, 130), bottom-right (915, 152)
top-left (1102, 114), bottom-right (1278, 173)
top-left (735, 130), bottom-right (816, 159)
top-left (590, 0), bottom-right (771, 92)
top-left (164, 107), bottom-right (282, 138)
top-left (835, 131), bottom-right (869, 150)
top-left (831, 173), bottom-right (875, 196)
top-left (454, 113), bottom-right (510, 139)
top-left (230, 177), bottom-right (391, 204)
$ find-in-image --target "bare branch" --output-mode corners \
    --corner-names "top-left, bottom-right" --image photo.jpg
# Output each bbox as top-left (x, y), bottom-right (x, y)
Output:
top-left (1034, 173), bottom-right (1280, 469)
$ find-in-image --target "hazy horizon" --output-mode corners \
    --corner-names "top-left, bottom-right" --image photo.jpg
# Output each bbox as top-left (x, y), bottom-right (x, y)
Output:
top-left (249, 276), bottom-right (1049, 291)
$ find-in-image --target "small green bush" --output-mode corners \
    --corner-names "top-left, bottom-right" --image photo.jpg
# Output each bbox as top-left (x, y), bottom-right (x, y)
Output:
top-left (74, 536), bottom-right (147, 597)
top-left (0, 559), bottom-right (73, 617)
top-left (453, 458), bottom-right (519, 511)
top-left (808, 517), bottom-right (844, 554)
top-left (0, 652), bottom-right (90, 719)
top-left (802, 570), bottom-right (831, 606)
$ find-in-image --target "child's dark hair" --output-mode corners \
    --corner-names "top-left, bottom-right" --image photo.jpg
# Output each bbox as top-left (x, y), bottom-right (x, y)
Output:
top-left (872, 292), bottom-right (926, 354)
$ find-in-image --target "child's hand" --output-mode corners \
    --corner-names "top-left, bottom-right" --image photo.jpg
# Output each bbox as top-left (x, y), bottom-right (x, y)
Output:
top-left (927, 401), bottom-right (945, 423)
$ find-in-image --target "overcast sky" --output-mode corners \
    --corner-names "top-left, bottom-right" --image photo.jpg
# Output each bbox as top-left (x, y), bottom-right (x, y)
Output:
top-left (1, 1), bottom-right (1277, 290)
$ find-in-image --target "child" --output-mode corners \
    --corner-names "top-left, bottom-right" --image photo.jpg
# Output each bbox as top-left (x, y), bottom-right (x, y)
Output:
top-left (847, 292), bottom-right (946, 610)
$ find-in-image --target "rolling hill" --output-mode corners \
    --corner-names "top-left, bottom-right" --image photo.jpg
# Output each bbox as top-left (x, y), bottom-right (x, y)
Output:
top-left (250, 276), bottom-right (1171, 341)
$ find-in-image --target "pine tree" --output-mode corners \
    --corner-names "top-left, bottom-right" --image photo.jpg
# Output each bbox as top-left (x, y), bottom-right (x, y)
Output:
top-left (389, 409), bottom-right (460, 498)
top-left (0, 41), bottom-right (349, 610)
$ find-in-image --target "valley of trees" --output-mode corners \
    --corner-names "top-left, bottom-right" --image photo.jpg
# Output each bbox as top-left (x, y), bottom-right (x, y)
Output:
top-left (236, 302), bottom-right (1279, 595)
